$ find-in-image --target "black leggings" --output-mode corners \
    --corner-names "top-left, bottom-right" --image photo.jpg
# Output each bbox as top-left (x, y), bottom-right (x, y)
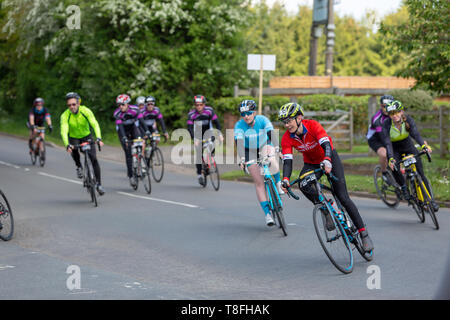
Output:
top-left (299, 149), bottom-right (365, 230)
top-left (69, 135), bottom-right (101, 184)
top-left (118, 125), bottom-right (140, 178)
top-left (391, 139), bottom-right (433, 197)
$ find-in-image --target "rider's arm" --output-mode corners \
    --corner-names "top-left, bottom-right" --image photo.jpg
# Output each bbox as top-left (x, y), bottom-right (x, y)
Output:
top-left (406, 115), bottom-right (426, 148)
top-left (380, 118), bottom-right (394, 161)
top-left (310, 120), bottom-right (333, 162)
top-left (210, 109), bottom-right (222, 131)
top-left (60, 110), bottom-right (70, 147)
top-left (157, 113), bottom-right (167, 133)
top-left (83, 107), bottom-right (102, 140)
top-left (281, 132), bottom-right (293, 181)
top-left (29, 111), bottom-right (35, 127)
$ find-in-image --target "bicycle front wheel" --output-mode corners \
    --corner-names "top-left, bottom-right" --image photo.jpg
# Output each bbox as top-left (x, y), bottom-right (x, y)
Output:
top-left (408, 177), bottom-right (425, 223)
top-left (0, 190), bottom-right (14, 241)
top-left (373, 165), bottom-right (400, 208)
top-left (417, 175), bottom-right (439, 230)
top-left (266, 179), bottom-right (287, 236)
top-left (313, 204), bottom-right (353, 274)
top-left (150, 147), bottom-right (164, 183)
top-left (209, 155), bottom-right (220, 191)
top-left (141, 157), bottom-right (152, 194)
top-left (85, 157), bottom-right (98, 207)
top-left (39, 141), bottom-right (46, 167)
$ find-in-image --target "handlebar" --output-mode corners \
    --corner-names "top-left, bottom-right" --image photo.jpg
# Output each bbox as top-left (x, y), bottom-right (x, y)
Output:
top-left (283, 166), bottom-right (338, 201)
top-left (393, 149), bottom-right (431, 171)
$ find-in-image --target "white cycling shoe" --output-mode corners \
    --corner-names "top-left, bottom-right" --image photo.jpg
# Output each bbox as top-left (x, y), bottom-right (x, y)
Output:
top-left (265, 214), bottom-right (275, 227)
top-left (276, 181), bottom-right (285, 195)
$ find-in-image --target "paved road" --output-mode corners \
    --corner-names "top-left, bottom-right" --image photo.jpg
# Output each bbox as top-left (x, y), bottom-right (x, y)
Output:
top-left (0, 135), bottom-right (449, 299)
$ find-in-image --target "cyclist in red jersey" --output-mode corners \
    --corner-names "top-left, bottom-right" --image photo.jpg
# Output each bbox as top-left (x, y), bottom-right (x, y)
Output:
top-left (279, 103), bottom-right (374, 252)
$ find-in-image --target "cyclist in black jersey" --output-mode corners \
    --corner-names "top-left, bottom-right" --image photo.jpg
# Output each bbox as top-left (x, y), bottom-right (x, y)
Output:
top-left (380, 101), bottom-right (439, 212)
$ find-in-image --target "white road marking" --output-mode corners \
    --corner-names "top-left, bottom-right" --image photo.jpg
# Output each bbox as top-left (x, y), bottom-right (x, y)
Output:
top-left (37, 172), bottom-right (82, 185)
top-left (0, 265), bottom-right (16, 271)
top-left (0, 160), bottom-right (20, 169)
top-left (117, 191), bottom-right (199, 208)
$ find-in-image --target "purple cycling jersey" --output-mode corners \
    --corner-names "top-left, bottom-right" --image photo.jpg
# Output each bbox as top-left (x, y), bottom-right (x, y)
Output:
top-left (366, 109), bottom-right (389, 140)
top-left (113, 105), bottom-right (143, 126)
top-left (187, 106), bottom-right (218, 125)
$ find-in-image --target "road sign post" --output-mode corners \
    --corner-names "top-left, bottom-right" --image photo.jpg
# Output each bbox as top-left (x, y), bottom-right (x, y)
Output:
top-left (247, 54), bottom-right (276, 115)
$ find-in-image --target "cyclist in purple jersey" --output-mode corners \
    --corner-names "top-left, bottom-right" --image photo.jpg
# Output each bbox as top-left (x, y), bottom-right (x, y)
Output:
top-left (366, 95), bottom-right (393, 180)
top-left (114, 94), bottom-right (151, 186)
top-left (139, 96), bottom-right (169, 141)
top-left (187, 95), bottom-right (223, 186)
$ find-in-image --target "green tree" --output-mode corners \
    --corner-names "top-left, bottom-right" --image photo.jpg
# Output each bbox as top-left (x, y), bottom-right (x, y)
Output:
top-left (380, 0), bottom-right (450, 93)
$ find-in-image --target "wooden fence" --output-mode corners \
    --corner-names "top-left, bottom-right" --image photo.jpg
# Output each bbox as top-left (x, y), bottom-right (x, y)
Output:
top-left (408, 106), bottom-right (449, 158)
top-left (264, 106), bottom-right (354, 151)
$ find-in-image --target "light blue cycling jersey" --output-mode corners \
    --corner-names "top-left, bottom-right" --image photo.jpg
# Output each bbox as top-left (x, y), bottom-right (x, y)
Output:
top-left (234, 115), bottom-right (274, 149)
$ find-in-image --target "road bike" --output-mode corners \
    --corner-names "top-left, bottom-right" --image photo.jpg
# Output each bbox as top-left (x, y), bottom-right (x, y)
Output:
top-left (373, 165), bottom-right (402, 208)
top-left (0, 189), bottom-right (14, 241)
top-left (396, 150), bottom-right (439, 229)
top-left (30, 126), bottom-right (47, 167)
top-left (73, 140), bottom-right (101, 207)
top-left (286, 168), bottom-right (373, 274)
top-left (245, 153), bottom-right (287, 236)
top-left (200, 137), bottom-right (220, 191)
top-left (144, 133), bottom-right (164, 183)
top-left (130, 138), bottom-right (151, 194)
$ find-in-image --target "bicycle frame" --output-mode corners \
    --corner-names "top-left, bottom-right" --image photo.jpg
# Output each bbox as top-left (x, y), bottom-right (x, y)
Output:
top-left (398, 151), bottom-right (432, 203)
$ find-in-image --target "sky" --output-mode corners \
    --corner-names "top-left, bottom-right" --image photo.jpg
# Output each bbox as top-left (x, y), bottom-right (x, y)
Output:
top-left (262, 0), bottom-right (404, 20)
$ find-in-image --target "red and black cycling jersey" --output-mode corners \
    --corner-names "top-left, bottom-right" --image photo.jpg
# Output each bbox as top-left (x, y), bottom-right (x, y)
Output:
top-left (281, 119), bottom-right (334, 164)
top-left (29, 107), bottom-right (51, 127)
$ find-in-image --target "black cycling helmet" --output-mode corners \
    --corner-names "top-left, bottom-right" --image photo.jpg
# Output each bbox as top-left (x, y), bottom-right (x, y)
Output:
top-left (380, 95), bottom-right (394, 106)
top-left (33, 97), bottom-right (44, 105)
top-left (238, 100), bottom-right (257, 113)
top-left (193, 95), bottom-right (206, 104)
top-left (145, 96), bottom-right (156, 105)
top-left (65, 92), bottom-right (81, 102)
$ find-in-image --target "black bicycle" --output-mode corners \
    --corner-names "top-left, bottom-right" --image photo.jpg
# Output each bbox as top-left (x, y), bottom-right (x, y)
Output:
top-left (0, 189), bottom-right (14, 241)
top-left (30, 126), bottom-right (47, 167)
top-left (286, 168), bottom-right (373, 274)
top-left (73, 140), bottom-right (101, 206)
top-left (131, 138), bottom-right (151, 194)
top-left (373, 165), bottom-right (402, 208)
top-left (145, 133), bottom-right (165, 183)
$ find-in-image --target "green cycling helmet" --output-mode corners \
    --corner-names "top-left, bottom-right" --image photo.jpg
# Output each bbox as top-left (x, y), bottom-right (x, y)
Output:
top-left (278, 102), bottom-right (304, 121)
top-left (386, 100), bottom-right (404, 114)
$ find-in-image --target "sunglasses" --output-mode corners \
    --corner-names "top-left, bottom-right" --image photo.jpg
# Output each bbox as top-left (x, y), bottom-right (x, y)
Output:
top-left (281, 118), bottom-right (294, 124)
top-left (67, 103), bottom-right (77, 107)
top-left (240, 111), bottom-right (255, 117)
top-left (388, 110), bottom-right (401, 116)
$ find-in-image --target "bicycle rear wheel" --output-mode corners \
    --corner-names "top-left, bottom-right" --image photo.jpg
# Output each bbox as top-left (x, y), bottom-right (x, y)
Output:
top-left (417, 175), bottom-right (439, 230)
top-left (141, 157), bottom-right (152, 194)
top-left (0, 190), bottom-right (14, 241)
top-left (150, 147), bottom-right (164, 183)
top-left (209, 155), bottom-right (220, 191)
top-left (373, 165), bottom-right (400, 208)
top-left (267, 179), bottom-right (287, 236)
top-left (313, 204), bottom-right (353, 274)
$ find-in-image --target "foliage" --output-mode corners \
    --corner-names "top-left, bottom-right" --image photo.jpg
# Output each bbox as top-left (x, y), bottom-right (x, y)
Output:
top-left (387, 89), bottom-right (434, 110)
top-left (380, 0), bottom-right (450, 93)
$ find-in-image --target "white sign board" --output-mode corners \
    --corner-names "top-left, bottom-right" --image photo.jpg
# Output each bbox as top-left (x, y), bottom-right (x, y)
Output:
top-left (247, 54), bottom-right (276, 71)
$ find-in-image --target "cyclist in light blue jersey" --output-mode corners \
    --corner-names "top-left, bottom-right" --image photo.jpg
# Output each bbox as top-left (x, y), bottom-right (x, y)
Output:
top-left (234, 100), bottom-right (283, 227)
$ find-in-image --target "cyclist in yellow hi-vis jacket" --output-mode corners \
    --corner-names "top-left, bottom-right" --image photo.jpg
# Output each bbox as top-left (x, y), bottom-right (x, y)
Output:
top-left (60, 92), bottom-right (105, 195)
